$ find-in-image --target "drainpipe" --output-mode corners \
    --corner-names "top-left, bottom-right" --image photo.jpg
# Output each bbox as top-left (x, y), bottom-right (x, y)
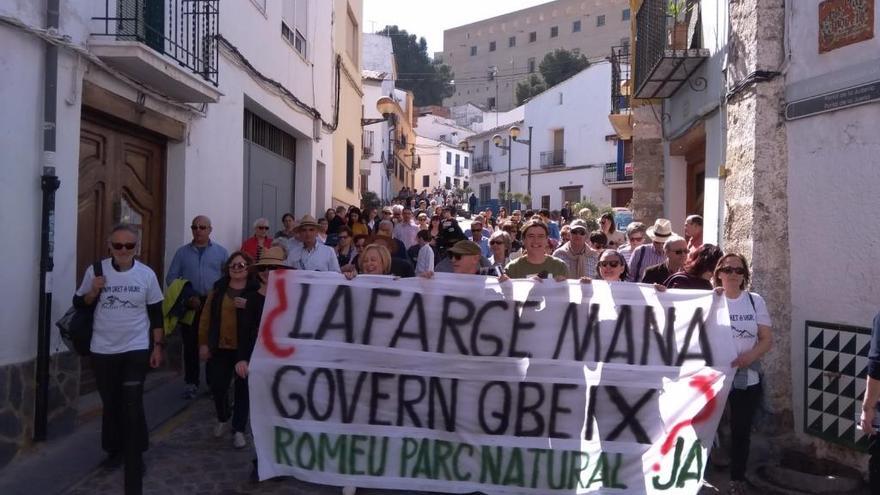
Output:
top-left (34, 0), bottom-right (61, 442)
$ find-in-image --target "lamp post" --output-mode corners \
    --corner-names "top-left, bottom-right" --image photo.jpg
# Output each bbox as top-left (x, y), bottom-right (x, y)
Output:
top-left (492, 133), bottom-right (512, 212)
top-left (509, 125), bottom-right (532, 208)
top-left (362, 97), bottom-right (399, 199)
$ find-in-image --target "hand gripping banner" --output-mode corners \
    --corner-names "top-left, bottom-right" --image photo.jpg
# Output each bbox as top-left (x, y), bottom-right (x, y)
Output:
top-left (249, 271), bottom-right (736, 494)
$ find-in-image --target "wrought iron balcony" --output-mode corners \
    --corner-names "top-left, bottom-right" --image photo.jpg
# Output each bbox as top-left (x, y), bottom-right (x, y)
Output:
top-left (363, 130), bottom-right (374, 157)
top-left (603, 162), bottom-right (633, 185)
top-left (610, 45), bottom-right (631, 115)
top-left (91, 0), bottom-right (219, 91)
top-left (633, 0), bottom-right (709, 99)
top-left (472, 155), bottom-right (492, 173)
top-left (540, 150), bottom-right (566, 169)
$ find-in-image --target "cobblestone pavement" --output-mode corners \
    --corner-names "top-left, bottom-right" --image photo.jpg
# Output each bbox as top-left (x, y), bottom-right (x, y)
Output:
top-left (64, 392), bottom-right (734, 495)
top-left (63, 395), bottom-right (439, 495)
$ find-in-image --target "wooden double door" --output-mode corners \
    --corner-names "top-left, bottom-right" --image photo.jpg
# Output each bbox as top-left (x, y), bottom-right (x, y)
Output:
top-left (77, 112), bottom-right (166, 284)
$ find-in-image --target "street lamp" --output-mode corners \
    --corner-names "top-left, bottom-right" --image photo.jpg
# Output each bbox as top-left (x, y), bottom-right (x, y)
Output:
top-left (361, 96), bottom-right (396, 126)
top-left (492, 133), bottom-right (512, 212)
top-left (509, 125), bottom-right (533, 208)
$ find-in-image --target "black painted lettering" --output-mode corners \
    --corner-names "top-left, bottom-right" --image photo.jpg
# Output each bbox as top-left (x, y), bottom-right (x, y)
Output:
top-left (604, 386), bottom-right (654, 444)
top-left (428, 377), bottom-right (458, 432)
top-left (397, 374), bottom-right (426, 427)
top-left (549, 383), bottom-right (577, 438)
top-left (368, 373), bottom-right (394, 426)
top-left (314, 285), bottom-right (354, 342)
top-left (272, 365), bottom-right (306, 418)
top-left (289, 284), bottom-right (312, 338)
top-left (336, 369), bottom-right (368, 423)
top-left (306, 368), bottom-right (336, 421)
top-left (604, 305), bottom-right (635, 364)
top-left (509, 300), bottom-right (539, 358)
top-left (362, 288), bottom-right (402, 345)
top-left (478, 381), bottom-right (511, 434)
top-left (675, 307), bottom-right (713, 366)
top-left (514, 382), bottom-right (545, 436)
top-left (641, 306), bottom-right (676, 365)
top-left (389, 293), bottom-right (429, 351)
top-left (438, 296), bottom-right (475, 354)
top-left (553, 303), bottom-right (602, 361)
top-left (471, 300), bottom-right (508, 356)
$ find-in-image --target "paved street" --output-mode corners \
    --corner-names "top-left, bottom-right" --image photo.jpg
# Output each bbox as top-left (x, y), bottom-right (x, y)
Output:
top-left (63, 394), bottom-right (438, 495)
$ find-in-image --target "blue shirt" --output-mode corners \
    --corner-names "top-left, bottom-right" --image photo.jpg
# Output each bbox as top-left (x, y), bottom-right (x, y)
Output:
top-left (166, 241), bottom-right (228, 295)
top-left (547, 221), bottom-right (561, 241)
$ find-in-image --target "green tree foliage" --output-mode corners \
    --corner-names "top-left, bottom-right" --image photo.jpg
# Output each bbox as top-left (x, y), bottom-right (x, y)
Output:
top-left (539, 49), bottom-right (590, 87)
top-left (515, 74), bottom-right (547, 105)
top-left (383, 26), bottom-right (453, 106)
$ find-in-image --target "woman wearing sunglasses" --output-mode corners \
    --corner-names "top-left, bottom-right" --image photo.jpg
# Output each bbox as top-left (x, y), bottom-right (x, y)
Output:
top-left (198, 251), bottom-right (259, 449)
top-left (594, 249), bottom-right (630, 282)
top-left (712, 254), bottom-right (772, 495)
top-left (73, 224), bottom-right (164, 473)
top-left (240, 218), bottom-right (272, 261)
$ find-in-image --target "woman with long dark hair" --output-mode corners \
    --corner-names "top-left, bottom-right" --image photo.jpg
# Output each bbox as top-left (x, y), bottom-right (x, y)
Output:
top-left (347, 207), bottom-right (369, 237)
top-left (198, 251), bottom-right (259, 449)
top-left (664, 244), bottom-right (724, 290)
top-left (599, 212), bottom-right (626, 249)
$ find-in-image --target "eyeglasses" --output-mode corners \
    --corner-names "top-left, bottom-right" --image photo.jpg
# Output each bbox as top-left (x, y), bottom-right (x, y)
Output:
top-left (256, 226), bottom-right (269, 230)
top-left (191, 225), bottom-right (209, 230)
top-left (110, 242), bottom-right (136, 251)
top-left (489, 240), bottom-right (504, 245)
top-left (670, 249), bottom-right (688, 255)
top-left (598, 260), bottom-right (622, 268)
top-left (229, 262), bottom-right (248, 271)
top-left (257, 265), bottom-right (281, 272)
top-left (720, 266), bottom-right (747, 275)
top-left (571, 229), bottom-right (587, 235)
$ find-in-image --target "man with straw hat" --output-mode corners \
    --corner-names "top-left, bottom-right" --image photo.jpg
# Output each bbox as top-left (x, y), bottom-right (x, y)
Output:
top-left (285, 214), bottom-right (340, 272)
top-left (627, 218), bottom-right (674, 282)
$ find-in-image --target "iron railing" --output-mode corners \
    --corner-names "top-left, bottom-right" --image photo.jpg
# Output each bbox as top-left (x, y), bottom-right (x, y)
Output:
top-left (611, 45), bottom-right (631, 114)
top-left (634, 0), bottom-right (667, 95)
top-left (363, 130), bottom-right (374, 157)
top-left (540, 150), bottom-right (566, 168)
top-left (92, 0), bottom-right (219, 85)
top-left (603, 162), bottom-right (633, 184)
top-left (473, 155), bottom-right (492, 173)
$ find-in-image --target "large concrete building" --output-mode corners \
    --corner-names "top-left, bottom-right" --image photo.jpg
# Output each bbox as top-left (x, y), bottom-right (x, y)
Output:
top-left (441, 0), bottom-right (631, 111)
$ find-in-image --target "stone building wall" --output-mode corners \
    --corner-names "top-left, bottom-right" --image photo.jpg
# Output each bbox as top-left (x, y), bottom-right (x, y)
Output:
top-left (0, 353), bottom-right (80, 469)
top-left (630, 103), bottom-right (664, 223)
top-left (723, 0), bottom-right (792, 431)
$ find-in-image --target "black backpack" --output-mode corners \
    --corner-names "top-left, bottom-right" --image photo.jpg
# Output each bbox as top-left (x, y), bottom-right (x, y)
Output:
top-left (56, 261), bottom-right (103, 356)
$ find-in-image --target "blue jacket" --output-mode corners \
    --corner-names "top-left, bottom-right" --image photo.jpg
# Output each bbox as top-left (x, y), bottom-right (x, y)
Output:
top-left (166, 241), bottom-right (228, 295)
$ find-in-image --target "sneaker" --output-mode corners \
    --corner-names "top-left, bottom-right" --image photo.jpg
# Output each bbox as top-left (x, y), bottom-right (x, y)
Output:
top-left (726, 480), bottom-right (748, 495)
top-left (233, 431), bottom-right (247, 449)
top-left (183, 384), bottom-right (198, 400)
top-left (213, 421), bottom-right (228, 438)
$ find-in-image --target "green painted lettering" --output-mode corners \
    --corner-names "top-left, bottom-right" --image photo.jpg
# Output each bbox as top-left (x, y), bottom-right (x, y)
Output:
top-left (652, 437), bottom-right (685, 490)
top-left (295, 431), bottom-right (316, 470)
top-left (400, 437), bottom-right (419, 477)
top-left (527, 448), bottom-right (545, 488)
top-left (480, 446), bottom-right (503, 484)
top-left (609, 452), bottom-right (627, 488)
top-left (274, 426), bottom-right (294, 466)
top-left (452, 443), bottom-right (474, 481)
top-left (432, 439), bottom-right (454, 480)
top-left (411, 439), bottom-right (433, 478)
top-left (317, 433), bottom-right (347, 473)
top-left (501, 448), bottom-right (525, 487)
top-left (348, 434), bottom-right (367, 475)
top-left (367, 435), bottom-right (388, 476)
top-left (675, 440), bottom-right (703, 488)
top-left (547, 450), bottom-right (569, 489)
top-left (587, 452), bottom-right (609, 488)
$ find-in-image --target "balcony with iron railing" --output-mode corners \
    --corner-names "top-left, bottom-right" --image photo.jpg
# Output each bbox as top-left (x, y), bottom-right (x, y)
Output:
top-left (363, 130), bottom-right (374, 157)
top-left (472, 155), bottom-right (492, 173)
top-left (603, 161), bottom-right (633, 186)
top-left (540, 150), bottom-right (566, 169)
top-left (633, 0), bottom-right (709, 99)
top-left (610, 45), bottom-right (631, 115)
top-left (90, 0), bottom-right (221, 103)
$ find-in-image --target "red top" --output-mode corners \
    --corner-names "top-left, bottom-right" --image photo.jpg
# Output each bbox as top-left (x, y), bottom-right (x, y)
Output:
top-left (241, 236), bottom-right (273, 261)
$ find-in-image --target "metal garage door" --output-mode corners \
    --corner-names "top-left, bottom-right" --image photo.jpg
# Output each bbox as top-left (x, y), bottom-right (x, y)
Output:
top-left (243, 110), bottom-right (296, 239)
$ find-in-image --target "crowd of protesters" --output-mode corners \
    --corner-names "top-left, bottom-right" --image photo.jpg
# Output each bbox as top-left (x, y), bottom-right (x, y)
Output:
top-left (75, 193), bottom-right (773, 494)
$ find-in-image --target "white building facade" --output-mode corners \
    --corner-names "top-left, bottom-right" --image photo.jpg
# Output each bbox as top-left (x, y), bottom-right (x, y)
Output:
top-left (467, 64), bottom-right (618, 212)
top-left (0, 0), bottom-right (337, 465)
top-left (415, 137), bottom-right (471, 193)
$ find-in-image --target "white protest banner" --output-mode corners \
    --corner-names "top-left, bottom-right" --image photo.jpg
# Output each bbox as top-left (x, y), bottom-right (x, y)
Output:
top-left (249, 271), bottom-right (736, 494)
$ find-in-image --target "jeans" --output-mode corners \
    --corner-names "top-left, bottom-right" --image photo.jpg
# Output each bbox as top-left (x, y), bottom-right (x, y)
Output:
top-left (729, 383), bottom-right (761, 481)
top-left (207, 349), bottom-right (249, 432)
top-left (92, 349), bottom-right (150, 454)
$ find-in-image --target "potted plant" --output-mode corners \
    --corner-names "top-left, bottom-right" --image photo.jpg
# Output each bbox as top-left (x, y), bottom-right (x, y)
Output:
top-left (666, 0), bottom-right (690, 50)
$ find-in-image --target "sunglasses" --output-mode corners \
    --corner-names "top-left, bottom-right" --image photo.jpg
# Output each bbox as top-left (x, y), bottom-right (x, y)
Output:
top-left (229, 262), bottom-right (248, 270)
top-left (110, 242), bottom-right (137, 251)
top-left (720, 266), bottom-right (747, 275)
top-left (571, 229), bottom-right (587, 235)
top-left (256, 226), bottom-right (269, 230)
top-left (489, 240), bottom-right (504, 245)
top-left (598, 260), bottom-right (622, 268)
top-left (257, 265), bottom-right (282, 272)
top-left (191, 225), bottom-right (209, 230)
top-left (670, 249), bottom-right (688, 255)
top-left (451, 253), bottom-right (464, 260)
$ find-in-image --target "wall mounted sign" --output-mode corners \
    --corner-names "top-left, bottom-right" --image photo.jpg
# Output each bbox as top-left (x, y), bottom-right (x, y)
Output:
top-left (785, 79), bottom-right (880, 120)
top-left (818, 0), bottom-right (874, 53)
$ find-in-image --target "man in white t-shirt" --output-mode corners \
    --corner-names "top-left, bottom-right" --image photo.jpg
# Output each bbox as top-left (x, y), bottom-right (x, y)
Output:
top-left (75, 224), bottom-right (164, 474)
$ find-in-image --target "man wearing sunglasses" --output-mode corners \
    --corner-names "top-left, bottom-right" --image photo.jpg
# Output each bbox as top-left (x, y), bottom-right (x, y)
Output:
top-left (167, 215), bottom-right (228, 399)
top-left (553, 220), bottom-right (598, 279)
top-left (640, 235), bottom-right (688, 285)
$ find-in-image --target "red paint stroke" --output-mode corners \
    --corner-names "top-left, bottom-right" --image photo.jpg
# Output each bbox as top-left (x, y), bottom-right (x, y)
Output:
top-left (260, 272), bottom-right (295, 358)
top-left (659, 372), bottom-right (720, 456)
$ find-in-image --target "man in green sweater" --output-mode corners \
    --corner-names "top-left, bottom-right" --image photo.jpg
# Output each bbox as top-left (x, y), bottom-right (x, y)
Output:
top-left (504, 219), bottom-right (567, 280)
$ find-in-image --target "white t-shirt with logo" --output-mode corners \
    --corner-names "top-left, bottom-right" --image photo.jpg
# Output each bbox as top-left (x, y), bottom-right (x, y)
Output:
top-left (76, 259), bottom-right (163, 354)
top-left (725, 291), bottom-right (771, 386)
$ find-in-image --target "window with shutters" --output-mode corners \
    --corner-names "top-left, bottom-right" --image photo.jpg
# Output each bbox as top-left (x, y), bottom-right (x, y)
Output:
top-left (281, 0), bottom-right (308, 58)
